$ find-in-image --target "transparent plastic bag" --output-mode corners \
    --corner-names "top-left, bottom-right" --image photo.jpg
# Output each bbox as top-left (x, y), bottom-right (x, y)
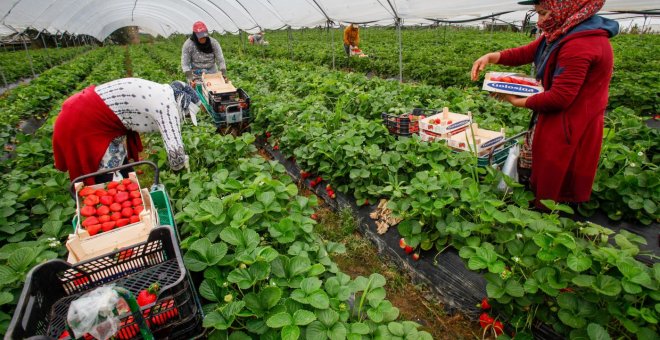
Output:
top-left (67, 286), bottom-right (121, 340)
top-left (497, 144), bottom-right (520, 192)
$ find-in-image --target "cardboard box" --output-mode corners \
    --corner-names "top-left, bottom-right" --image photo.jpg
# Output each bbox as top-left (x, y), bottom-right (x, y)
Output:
top-left (202, 72), bottom-right (236, 94)
top-left (420, 126), bottom-right (468, 142)
top-left (483, 72), bottom-right (544, 97)
top-left (447, 123), bottom-right (506, 156)
top-left (419, 107), bottom-right (472, 135)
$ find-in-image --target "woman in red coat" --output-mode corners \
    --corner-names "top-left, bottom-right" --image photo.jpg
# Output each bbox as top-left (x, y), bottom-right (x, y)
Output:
top-left (471, 0), bottom-right (619, 208)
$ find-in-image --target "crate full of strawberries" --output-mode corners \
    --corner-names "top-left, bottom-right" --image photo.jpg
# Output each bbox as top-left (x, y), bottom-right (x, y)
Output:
top-left (66, 173), bottom-right (158, 263)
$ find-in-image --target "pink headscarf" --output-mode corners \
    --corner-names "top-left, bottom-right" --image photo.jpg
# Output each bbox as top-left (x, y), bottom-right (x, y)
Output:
top-left (537, 0), bottom-right (605, 42)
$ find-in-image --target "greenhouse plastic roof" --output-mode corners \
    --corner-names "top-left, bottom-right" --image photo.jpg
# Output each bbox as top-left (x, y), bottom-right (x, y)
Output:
top-left (1, 0), bottom-right (659, 39)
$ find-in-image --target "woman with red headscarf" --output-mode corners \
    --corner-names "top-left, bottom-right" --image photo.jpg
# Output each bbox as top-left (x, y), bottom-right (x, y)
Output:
top-left (471, 0), bottom-right (619, 209)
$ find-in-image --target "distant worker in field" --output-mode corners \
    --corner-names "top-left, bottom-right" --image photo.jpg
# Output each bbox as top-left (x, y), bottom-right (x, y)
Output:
top-left (53, 78), bottom-right (200, 184)
top-left (343, 23), bottom-right (360, 56)
top-left (249, 31), bottom-right (269, 45)
top-left (181, 21), bottom-right (227, 85)
top-left (471, 0), bottom-right (618, 209)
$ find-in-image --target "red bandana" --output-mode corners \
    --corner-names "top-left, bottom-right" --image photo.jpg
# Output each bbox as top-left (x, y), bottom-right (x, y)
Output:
top-left (538, 0), bottom-right (605, 42)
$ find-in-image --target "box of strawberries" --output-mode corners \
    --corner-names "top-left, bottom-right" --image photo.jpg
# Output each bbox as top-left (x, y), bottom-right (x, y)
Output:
top-left (482, 72), bottom-right (544, 97)
top-left (66, 173), bottom-right (158, 263)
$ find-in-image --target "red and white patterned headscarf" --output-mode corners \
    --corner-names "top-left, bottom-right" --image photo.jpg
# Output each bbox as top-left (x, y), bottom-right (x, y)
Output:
top-left (537, 0), bottom-right (605, 42)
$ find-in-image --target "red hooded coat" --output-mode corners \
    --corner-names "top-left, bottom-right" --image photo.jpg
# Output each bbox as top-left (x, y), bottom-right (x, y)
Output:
top-left (498, 16), bottom-right (617, 204)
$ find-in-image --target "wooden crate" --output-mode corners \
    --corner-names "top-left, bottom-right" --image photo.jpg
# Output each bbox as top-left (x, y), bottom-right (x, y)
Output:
top-left (419, 107), bottom-right (472, 135)
top-left (66, 173), bottom-right (158, 263)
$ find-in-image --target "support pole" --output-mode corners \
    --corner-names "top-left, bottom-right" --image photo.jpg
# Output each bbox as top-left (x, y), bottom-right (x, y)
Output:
top-left (490, 15), bottom-right (495, 39)
top-left (40, 33), bottom-right (52, 67)
top-left (330, 21), bottom-right (336, 70)
top-left (0, 66), bottom-right (8, 87)
top-left (22, 36), bottom-right (36, 78)
top-left (396, 18), bottom-right (403, 83)
top-left (287, 26), bottom-right (294, 61)
top-left (53, 35), bottom-right (62, 63)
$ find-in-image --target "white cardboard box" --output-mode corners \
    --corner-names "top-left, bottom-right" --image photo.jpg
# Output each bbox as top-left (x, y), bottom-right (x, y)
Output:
top-left (447, 123), bottom-right (506, 156)
top-left (418, 107), bottom-right (472, 135)
top-left (482, 72), bottom-right (544, 97)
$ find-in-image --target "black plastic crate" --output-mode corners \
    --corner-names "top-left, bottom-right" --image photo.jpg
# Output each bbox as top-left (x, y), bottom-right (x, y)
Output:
top-left (381, 108), bottom-right (438, 136)
top-left (6, 227), bottom-right (202, 340)
top-left (209, 88), bottom-right (251, 125)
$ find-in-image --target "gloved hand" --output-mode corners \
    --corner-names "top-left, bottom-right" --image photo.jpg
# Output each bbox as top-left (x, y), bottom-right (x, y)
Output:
top-left (185, 70), bottom-right (193, 82)
top-left (193, 69), bottom-right (203, 76)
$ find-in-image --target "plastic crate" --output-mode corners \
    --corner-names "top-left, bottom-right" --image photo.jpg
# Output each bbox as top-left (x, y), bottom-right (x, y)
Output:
top-left (6, 227), bottom-right (202, 340)
top-left (381, 108), bottom-right (437, 136)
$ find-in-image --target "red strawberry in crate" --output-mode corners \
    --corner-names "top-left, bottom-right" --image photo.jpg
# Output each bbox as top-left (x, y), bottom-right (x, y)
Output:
top-left (107, 181), bottom-right (119, 189)
top-left (121, 179), bottom-right (132, 186)
top-left (98, 215), bottom-right (111, 223)
top-left (111, 212), bottom-right (122, 221)
top-left (116, 218), bottom-right (130, 228)
top-left (100, 195), bottom-right (113, 206)
top-left (110, 203), bottom-right (122, 212)
top-left (132, 198), bottom-right (142, 206)
top-left (83, 195), bottom-right (99, 206)
top-left (115, 192), bottom-right (129, 203)
top-left (134, 206), bottom-right (145, 215)
top-left (130, 190), bottom-right (141, 198)
top-left (122, 200), bottom-right (133, 208)
top-left (86, 224), bottom-right (102, 236)
top-left (82, 216), bottom-right (99, 227)
top-left (127, 183), bottom-right (139, 191)
top-left (121, 207), bottom-right (133, 218)
top-left (94, 189), bottom-right (107, 197)
top-left (79, 187), bottom-right (95, 197)
top-left (97, 205), bottom-right (110, 216)
top-left (116, 184), bottom-right (126, 191)
top-left (129, 215), bottom-right (140, 224)
top-left (107, 188), bottom-right (117, 196)
top-left (115, 316), bottom-right (138, 340)
top-left (80, 206), bottom-right (96, 217)
top-left (101, 221), bottom-right (116, 232)
top-left (137, 283), bottom-right (160, 306)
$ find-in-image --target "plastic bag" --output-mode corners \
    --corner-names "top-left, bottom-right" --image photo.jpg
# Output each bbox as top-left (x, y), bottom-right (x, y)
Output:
top-left (67, 286), bottom-right (121, 340)
top-left (497, 144), bottom-right (520, 192)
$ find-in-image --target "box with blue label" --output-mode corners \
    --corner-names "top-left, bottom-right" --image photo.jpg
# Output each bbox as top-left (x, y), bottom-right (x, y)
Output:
top-left (483, 72), bottom-right (544, 97)
top-left (447, 123), bottom-right (506, 156)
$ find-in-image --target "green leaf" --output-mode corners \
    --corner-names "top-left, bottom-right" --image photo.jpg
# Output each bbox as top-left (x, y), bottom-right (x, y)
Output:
top-left (387, 322), bottom-right (405, 336)
top-left (293, 310), bottom-right (316, 326)
top-left (505, 280), bottom-right (525, 297)
top-left (8, 247), bottom-right (36, 271)
top-left (0, 266), bottom-right (18, 286)
top-left (317, 308), bottom-right (339, 327)
top-left (328, 322), bottom-right (347, 340)
top-left (220, 228), bottom-right (243, 246)
top-left (587, 323), bottom-right (611, 340)
top-left (0, 292), bottom-right (13, 306)
top-left (567, 254), bottom-right (592, 272)
top-left (281, 324), bottom-right (301, 340)
top-left (306, 321), bottom-right (328, 339)
top-left (301, 277), bottom-right (323, 293)
top-left (573, 275), bottom-right (595, 287)
top-left (558, 309), bottom-right (586, 328)
top-left (307, 290), bottom-right (330, 309)
top-left (267, 312), bottom-right (293, 328)
top-left (203, 311), bottom-right (231, 330)
top-left (261, 286), bottom-right (283, 310)
top-left (592, 275), bottom-right (621, 297)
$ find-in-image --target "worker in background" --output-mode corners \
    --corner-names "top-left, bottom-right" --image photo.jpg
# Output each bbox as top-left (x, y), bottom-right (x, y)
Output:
top-left (53, 78), bottom-right (200, 184)
top-left (343, 23), bottom-right (360, 56)
top-left (249, 31), bottom-right (269, 45)
top-left (181, 21), bottom-right (227, 85)
top-left (471, 0), bottom-right (618, 209)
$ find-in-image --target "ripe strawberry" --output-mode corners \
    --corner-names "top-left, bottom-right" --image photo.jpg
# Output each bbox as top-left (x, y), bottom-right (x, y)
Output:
top-left (127, 183), bottom-right (139, 191)
top-left (479, 313), bottom-right (494, 328)
top-left (86, 224), bottom-right (102, 236)
top-left (311, 213), bottom-right (318, 220)
top-left (399, 238), bottom-right (406, 249)
top-left (107, 188), bottom-right (117, 196)
top-left (129, 190), bottom-right (141, 198)
top-left (121, 179), bottom-right (132, 186)
top-left (136, 169), bottom-right (144, 175)
top-left (107, 181), bottom-right (119, 189)
top-left (82, 216), bottom-right (99, 227)
top-left (330, 193), bottom-right (336, 199)
top-left (447, 120), bottom-right (453, 125)
top-left (110, 203), bottom-right (122, 212)
top-left (493, 320), bottom-right (504, 335)
top-left (363, 199), bottom-right (370, 206)
top-left (273, 145), bottom-right (279, 150)
top-left (116, 218), bottom-right (130, 228)
top-left (137, 283), bottom-right (160, 306)
top-left (151, 307), bottom-right (179, 326)
top-left (404, 245), bottom-right (413, 254)
top-left (122, 200), bottom-right (133, 208)
top-left (98, 214), bottom-right (111, 223)
top-left (83, 195), bottom-right (99, 206)
top-left (435, 118), bottom-right (441, 124)
top-left (116, 184), bottom-right (126, 192)
top-left (265, 132), bottom-right (271, 138)
top-left (134, 206), bottom-right (144, 215)
top-left (132, 198), bottom-right (142, 206)
top-left (111, 212), bottom-right (122, 221)
top-left (480, 297), bottom-right (491, 310)
top-left (114, 192), bottom-right (129, 203)
top-left (326, 184), bottom-right (332, 190)
top-left (79, 187), bottom-right (95, 197)
top-left (412, 253), bottom-right (420, 261)
top-left (94, 189), bottom-right (107, 197)
top-left (100, 195), bottom-right (113, 206)
top-left (80, 206), bottom-right (96, 217)
top-left (121, 207), bottom-right (133, 217)
top-left (129, 215), bottom-right (140, 224)
top-left (102, 221), bottom-right (116, 232)
top-left (97, 205), bottom-right (110, 216)
top-left (115, 316), bottom-right (138, 340)
top-left (72, 273), bottom-right (89, 286)
top-left (428, 124), bottom-right (434, 129)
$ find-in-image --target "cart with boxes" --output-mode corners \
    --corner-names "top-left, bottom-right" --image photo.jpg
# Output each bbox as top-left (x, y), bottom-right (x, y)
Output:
top-left (194, 72), bottom-right (251, 134)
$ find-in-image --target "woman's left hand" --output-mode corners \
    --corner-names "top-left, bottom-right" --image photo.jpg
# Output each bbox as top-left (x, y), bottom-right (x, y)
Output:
top-left (492, 93), bottom-right (528, 108)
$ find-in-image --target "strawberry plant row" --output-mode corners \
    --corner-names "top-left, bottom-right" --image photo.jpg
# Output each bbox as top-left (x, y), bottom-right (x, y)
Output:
top-left (0, 46), bottom-right (90, 84)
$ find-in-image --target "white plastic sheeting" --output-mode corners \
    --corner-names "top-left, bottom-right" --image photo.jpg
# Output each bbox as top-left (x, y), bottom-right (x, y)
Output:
top-left (0, 0), bottom-right (658, 39)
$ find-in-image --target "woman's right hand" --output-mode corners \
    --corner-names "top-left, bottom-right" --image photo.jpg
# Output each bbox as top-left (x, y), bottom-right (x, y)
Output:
top-left (471, 52), bottom-right (501, 81)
